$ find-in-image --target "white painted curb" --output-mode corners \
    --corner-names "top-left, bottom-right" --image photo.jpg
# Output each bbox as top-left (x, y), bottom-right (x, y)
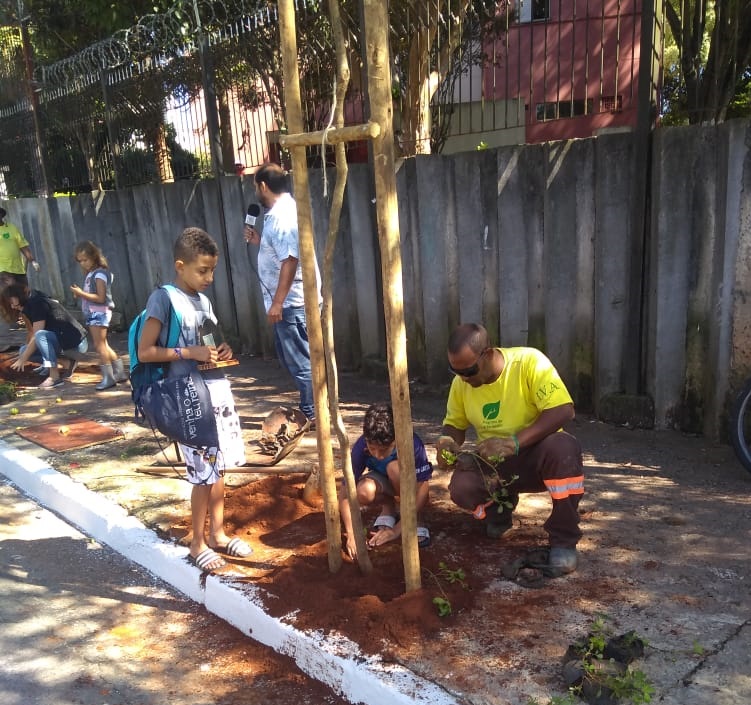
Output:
top-left (0, 440), bottom-right (459, 705)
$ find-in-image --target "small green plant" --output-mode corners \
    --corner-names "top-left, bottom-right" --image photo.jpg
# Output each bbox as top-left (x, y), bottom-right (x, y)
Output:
top-left (424, 561), bottom-right (469, 617)
top-left (0, 380), bottom-right (17, 405)
top-left (691, 640), bottom-right (705, 656)
top-left (568, 615), bottom-right (653, 705)
top-left (441, 446), bottom-right (518, 518)
top-left (606, 668), bottom-right (654, 704)
top-left (476, 140), bottom-right (488, 150)
top-left (437, 561), bottom-right (467, 588)
top-left (432, 596), bottom-right (452, 617)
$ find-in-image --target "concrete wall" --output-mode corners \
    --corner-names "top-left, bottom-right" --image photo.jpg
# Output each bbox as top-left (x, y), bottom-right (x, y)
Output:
top-left (4, 118), bottom-right (751, 438)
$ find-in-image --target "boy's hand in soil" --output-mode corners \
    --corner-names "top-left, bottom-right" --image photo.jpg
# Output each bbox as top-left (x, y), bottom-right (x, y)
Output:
top-left (344, 534), bottom-right (359, 561)
top-left (367, 523), bottom-right (400, 548)
top-left (436, 435), bottom-right (460, 469)
top-left (477, 436), bottom-right (518, 462)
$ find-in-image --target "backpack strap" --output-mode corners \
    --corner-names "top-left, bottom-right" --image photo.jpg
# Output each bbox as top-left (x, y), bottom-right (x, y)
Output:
top-left (160, 284), bottom-right (211, 349)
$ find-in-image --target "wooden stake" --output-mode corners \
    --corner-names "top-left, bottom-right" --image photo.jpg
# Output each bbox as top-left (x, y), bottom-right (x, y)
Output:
top-left (278, 0), bottom-right (342, 573)
top-left (321, 0), bottom-right (372, 571)
top-left (362, 0), bottom-right (421, 592)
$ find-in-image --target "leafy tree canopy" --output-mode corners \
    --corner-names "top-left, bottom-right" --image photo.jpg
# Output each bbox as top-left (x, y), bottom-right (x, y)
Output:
top-left (662, 0), bottom-right (751, 124)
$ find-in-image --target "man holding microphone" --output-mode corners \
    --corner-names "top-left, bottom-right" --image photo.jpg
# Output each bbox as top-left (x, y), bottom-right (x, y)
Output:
top-left (243, 163), bottom-right (321, 426)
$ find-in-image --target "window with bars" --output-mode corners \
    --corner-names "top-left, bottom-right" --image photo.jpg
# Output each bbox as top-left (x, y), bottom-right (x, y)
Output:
top-left (535, 98), bottom-right (594, 121)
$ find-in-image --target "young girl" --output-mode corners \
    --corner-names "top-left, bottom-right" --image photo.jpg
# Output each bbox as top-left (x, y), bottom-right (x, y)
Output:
top-left (70, 241), bottom-right (127, 390)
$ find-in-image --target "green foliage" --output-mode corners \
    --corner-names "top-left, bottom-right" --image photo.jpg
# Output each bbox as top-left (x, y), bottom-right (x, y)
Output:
top-left (424, 560), bottom-right (469, 618)
top-left (437, 561), bottom-right (467, 588)
top-left (432, 596), bottom-right (452, 617)
top-left (0, 381), bottom-right (17, 405)
top-left (662, 0), bottom-right (751, 124)
top-left (570, 615), bottom-right (654, 705)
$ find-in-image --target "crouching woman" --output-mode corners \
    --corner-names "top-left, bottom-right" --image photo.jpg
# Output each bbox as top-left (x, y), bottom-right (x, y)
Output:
top-left (0, 284), bottom-right (88, 389)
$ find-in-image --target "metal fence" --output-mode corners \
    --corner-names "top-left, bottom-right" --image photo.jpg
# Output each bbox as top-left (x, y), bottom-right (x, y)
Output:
top-left (0, 0), bottom-right (661, 197)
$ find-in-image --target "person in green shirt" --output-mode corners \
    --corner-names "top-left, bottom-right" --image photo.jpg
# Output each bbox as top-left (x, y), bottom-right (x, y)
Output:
top-left (0, 208), bottom-right (39, 289)
top-left (436, 323), bottom-right (584, 576)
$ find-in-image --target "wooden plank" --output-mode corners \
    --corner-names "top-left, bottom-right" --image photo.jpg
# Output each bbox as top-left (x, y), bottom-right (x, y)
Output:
top-left (278, 121), bottom-right (380, 148)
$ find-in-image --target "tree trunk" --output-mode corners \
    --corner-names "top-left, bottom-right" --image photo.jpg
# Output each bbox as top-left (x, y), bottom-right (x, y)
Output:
top-left (218, 90), bottom-right (236, 171)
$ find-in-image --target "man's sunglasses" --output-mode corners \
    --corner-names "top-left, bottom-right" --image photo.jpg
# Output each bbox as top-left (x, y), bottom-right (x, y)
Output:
top-left (448, 349), bottom-right (486, 377)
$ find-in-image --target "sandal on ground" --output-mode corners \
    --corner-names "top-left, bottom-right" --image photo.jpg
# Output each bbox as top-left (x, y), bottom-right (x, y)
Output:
top-left (189, 548), bottom-right (227, 572)
top-left (38, 377), bottom-right (64, 389)
top-left (371, 513), bottom-right (398, 532)
top-left (417, 526), bottom-right (431, 548)
top-left (210, 537), bottom-right (253, 558)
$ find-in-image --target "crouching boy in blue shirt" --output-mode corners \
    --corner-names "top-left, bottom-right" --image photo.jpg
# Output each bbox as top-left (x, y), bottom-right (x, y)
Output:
top-left (338, 403), bottom-right (433, 560)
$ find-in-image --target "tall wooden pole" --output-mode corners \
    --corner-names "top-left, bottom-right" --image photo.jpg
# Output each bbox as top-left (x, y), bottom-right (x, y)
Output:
top-left (278, 0), bottom-right (342, 572)
top-left (362, 0), bottom-right (421, 592)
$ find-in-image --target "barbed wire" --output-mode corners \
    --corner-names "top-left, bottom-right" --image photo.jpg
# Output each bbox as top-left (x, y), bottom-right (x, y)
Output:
top-left (36, 0), bottom-right (284, 87)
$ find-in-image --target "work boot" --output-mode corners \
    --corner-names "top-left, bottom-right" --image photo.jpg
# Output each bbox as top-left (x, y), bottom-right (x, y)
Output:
top-left (485, 504), bottom-right (513, 539)
top-left (112, 358), bottom-right (128, 383)
top-left (96, 364), bottom-right (117, 391)
top-left (548, 547), bottom-right (579, 575)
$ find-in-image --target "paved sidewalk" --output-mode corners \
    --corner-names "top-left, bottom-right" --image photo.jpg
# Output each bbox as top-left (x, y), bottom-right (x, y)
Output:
top-left (1, 338), bottom-right (750, 705)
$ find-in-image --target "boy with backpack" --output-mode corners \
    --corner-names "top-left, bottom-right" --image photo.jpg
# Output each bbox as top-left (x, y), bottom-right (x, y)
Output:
top-left (136, 227), bottom-right (249, 572)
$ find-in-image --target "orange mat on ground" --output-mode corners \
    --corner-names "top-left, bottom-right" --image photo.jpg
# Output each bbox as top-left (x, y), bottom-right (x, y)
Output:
top-left (15, 417), bottom-right (124, 452)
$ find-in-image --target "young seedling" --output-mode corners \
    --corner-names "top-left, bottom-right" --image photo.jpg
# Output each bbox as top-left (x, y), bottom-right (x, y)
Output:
top-left (432, 596), bottom-right (452, 617)
top-left (437, 561), bottom-right (467, 588)
top-left (442, 446), bottom-right (519, 520)
top-left (424, 561), bottom-right (469, 617)
top-left (566, 614), bottom-right (653, 705)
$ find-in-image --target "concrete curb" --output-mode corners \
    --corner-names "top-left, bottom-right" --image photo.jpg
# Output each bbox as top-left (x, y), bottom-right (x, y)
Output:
top-left (0, 440), bottom-right (460, 705)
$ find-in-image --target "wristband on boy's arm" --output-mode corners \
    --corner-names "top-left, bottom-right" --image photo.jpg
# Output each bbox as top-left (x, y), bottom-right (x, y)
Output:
top-left (511, 434), bottom-right (520, 456)
top-left (174, 347), bottom-right (183, 360)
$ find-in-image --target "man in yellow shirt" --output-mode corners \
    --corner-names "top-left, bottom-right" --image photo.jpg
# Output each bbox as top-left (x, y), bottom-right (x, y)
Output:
top-left (436, 323), bottom-right (584, 575)
top-left (0, 207), bottom-right (39, 289)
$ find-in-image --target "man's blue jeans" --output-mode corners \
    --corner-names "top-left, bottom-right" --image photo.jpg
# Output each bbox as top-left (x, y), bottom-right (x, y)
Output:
top-left (273, 306), bottom-right (314, 420)
top-left (21, 330), bottom-right (88, 368)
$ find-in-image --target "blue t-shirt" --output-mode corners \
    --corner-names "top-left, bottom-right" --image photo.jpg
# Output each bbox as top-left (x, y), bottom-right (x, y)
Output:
top-left (350, 433), bottom-right (433, 483)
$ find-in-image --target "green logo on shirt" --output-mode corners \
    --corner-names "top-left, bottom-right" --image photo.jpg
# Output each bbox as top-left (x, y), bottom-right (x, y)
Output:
top-left (2, 232), bottom-right (9, 239)
top-left (482, 401), bottom-right (500, 420)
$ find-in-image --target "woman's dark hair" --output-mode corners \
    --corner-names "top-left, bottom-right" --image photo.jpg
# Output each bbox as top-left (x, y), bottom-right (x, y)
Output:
top-left (0, 283), bottom-right (29, 324)
top-left (362, 403), bottom-right (395, 446)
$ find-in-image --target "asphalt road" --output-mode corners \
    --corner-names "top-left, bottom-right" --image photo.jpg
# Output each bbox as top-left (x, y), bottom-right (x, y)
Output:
top-left (0, 479), bottom-right (349, 705)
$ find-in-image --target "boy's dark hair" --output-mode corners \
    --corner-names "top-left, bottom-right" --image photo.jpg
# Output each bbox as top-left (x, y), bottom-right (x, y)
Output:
top-left (254, 162), bottom-right (289, 194)
top-left (0, 207), bottom-right (6, 219)
top-left (363, 403), bottom-right (395, 446)
top-left (174, 227), bottom-right (218, 262)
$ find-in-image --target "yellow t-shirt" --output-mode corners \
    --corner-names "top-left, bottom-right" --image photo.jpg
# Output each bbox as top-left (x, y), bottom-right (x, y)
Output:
top-left (442, 347), bottom-right (573, 442)
top-left (0, 222), bottom-right (29, 274)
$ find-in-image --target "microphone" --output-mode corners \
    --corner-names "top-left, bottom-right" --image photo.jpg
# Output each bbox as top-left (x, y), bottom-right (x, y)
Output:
top-left (245, 203), bottom-right (261, 227)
